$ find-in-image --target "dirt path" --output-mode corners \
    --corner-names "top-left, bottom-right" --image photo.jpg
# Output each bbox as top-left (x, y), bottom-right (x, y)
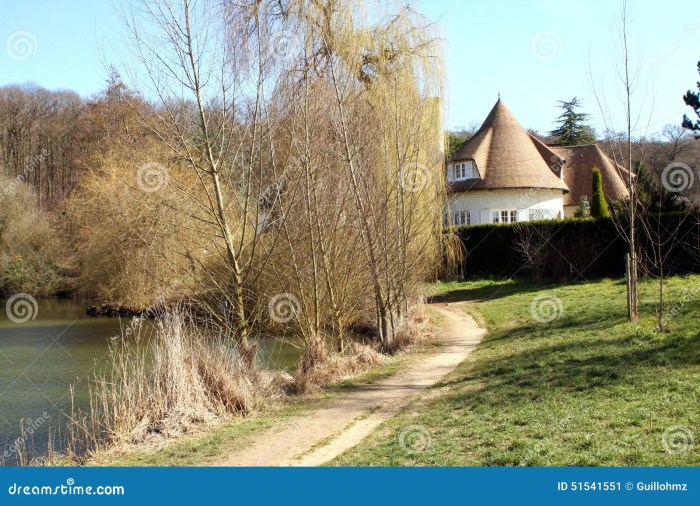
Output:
top-left (215, 303), bottom-right (485, 466)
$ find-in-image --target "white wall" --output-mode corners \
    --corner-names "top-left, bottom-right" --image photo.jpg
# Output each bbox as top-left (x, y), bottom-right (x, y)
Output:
top-left (446, 188), bottom-right (564, 225)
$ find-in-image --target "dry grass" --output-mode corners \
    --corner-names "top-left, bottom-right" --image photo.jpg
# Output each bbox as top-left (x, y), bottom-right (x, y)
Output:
top-left (294, 342), bottom-right (386, 393)
top-left (294, 304), bottom-right (432, 392)
top-left (386, 305), bottom-right (431, 353)
top-left (27, 302), bottom-right (435, 465)
top-left (65, 307), bottom-right (283, 462)
top-left (13, 301), bottom-right (441, 467)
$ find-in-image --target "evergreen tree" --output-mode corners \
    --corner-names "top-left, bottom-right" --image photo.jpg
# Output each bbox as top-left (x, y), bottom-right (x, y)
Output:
top-left (574, 195), bottom-right (591, 219)
top-left (549, 97), bottom-right (596, 146)
top-left (682, 61), bottom-right (700, 138)
top-left (445, 132), bottom-right (466, 159)
top-left (591, 167), bottom-right (610, 218)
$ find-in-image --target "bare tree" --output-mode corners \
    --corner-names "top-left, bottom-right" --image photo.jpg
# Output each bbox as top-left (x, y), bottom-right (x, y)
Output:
top-left (116, 0), bottom-right (296, 357)
top-left (96, 0), bottom-right (447, 368)
top-left (513, 223), bottom-right (553, 283)
top-left (589, 0), bottom-right (654, 320)
top-left (661, 124), bottom-right (692, 162)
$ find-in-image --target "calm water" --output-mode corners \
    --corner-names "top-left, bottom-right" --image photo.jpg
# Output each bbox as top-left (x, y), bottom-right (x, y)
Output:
top-left (0, 299), bottom-right (301, 465)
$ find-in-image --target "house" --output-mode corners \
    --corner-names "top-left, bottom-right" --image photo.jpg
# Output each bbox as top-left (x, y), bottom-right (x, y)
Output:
top-left (446, 99), bottom-right (629, 226)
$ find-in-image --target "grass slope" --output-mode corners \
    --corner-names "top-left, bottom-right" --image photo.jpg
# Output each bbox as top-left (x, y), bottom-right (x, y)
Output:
top-left (330, 276), bottom-right (700, 466)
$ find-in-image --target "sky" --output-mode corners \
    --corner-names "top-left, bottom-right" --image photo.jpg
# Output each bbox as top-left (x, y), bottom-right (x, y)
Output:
top-left (1, 0), bottom-right (699, 137)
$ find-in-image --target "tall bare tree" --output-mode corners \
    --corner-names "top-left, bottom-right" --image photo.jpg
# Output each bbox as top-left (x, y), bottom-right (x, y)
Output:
top-left (589, 0), bottom-right (654, 320)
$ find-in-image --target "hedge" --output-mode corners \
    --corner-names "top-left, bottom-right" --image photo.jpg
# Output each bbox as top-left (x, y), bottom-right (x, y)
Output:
top-left (453, 214), bottom-right (700, 281)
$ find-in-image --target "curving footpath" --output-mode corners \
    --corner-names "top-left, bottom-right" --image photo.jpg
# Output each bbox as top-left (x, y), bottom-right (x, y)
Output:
top-left (215, 303), bottom-right (485, 466)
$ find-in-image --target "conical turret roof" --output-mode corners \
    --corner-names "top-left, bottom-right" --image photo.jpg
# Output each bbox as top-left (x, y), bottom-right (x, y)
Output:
top-left (550, 144), bottom-right (630, 206)
top-left (451, 100), bottom-right (569, 192)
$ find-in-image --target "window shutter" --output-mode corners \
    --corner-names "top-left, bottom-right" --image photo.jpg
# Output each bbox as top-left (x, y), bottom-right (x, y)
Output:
top-left (517, 209), bottom-right (528, 222)
top-left (479, 210), bottom-right (490, 225)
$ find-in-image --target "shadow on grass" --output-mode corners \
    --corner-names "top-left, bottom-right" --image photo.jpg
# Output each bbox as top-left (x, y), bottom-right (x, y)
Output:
top-left (429, 277), bottom-right (628, 305)
top-left (429, 276), bottom-right (700, 414)
top-left (435, 322), bottom-right (700, 410)
top-left (428, 281), bottom-right (542, 304)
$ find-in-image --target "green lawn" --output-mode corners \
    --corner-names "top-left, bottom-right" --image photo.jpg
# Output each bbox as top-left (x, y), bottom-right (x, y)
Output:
top-left (330, 275), bottom-right (700, 466)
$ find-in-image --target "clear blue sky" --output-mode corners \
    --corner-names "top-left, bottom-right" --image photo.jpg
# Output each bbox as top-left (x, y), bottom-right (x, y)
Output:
top-left (2, 0), bottom-right (699, 137)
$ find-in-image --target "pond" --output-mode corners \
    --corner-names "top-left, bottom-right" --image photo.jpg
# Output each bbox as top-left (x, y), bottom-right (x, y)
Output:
top-left (0, 298), bottom-right (301, 465)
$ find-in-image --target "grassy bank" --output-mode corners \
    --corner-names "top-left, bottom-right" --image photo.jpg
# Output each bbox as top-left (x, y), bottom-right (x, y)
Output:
top-left (330, 276), bottom-right (700, 466)
top-left (87, 309), bottom-right (448, 466)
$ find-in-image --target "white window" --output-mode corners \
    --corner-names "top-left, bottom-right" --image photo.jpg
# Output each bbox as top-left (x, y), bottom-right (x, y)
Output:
top-left (528, 209), bottom-right (560, 221)
top-left (453, 211), bottom-right (470, 226)
top-left (491, 209), bottom-right (518, 224)
top-left (466, 160), bottom-right (475, 178)
top-left (451, 160), bottom-right (475, 181)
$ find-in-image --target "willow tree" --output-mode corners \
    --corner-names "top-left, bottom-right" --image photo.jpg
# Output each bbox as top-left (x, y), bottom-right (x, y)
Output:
top-left (113, 0), bottom-right (446, 367)
top-left (116, 0), bottom-right (305, 357)
top-left (283, 0), bottom-right (446, 349)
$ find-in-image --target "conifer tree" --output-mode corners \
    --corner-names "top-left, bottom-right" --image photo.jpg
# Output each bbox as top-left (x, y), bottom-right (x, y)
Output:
top-left (549, 97), bottom-right (595, 146)
top-left (591, 167), bottom-right (610, 218)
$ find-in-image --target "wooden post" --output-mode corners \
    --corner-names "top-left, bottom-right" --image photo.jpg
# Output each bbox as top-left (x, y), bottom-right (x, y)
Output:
top-left (625, 253), bottom-right (632, 319)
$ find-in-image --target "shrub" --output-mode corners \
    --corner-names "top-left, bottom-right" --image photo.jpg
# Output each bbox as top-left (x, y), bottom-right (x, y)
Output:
top-left (64, 148), bottom-right (206, 308)
top-left (574, 195), bottom-right (591, 219)
top-left (453, 213), bottom-right (700, 281)
top-left (0, 179), bottom-right (66, 296)
top-left (591, 167), bottom-right (611, 218)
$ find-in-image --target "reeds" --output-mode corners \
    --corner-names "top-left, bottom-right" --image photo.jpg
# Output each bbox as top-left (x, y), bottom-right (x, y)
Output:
top-left (66, 306), bottom-right (281, 460)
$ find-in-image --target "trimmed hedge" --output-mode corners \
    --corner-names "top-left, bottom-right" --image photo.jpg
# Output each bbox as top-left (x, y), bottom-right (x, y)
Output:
top-left (454, 214), bottom-right (700, 281)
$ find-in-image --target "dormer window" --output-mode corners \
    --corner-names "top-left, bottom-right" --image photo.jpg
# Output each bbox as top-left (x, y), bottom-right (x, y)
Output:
top-left (450, 160), bottom-right (477, 181)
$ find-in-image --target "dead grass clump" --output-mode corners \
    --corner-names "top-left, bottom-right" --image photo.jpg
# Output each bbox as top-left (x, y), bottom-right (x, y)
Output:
top-left (293, 304), bottom-right (431, 392)
top-left (293, 342), bottom-right (385, 393)
top-left (384, 305), bottom-right (431, 355)
top-left (67, 308), bottom-right (280, 459)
